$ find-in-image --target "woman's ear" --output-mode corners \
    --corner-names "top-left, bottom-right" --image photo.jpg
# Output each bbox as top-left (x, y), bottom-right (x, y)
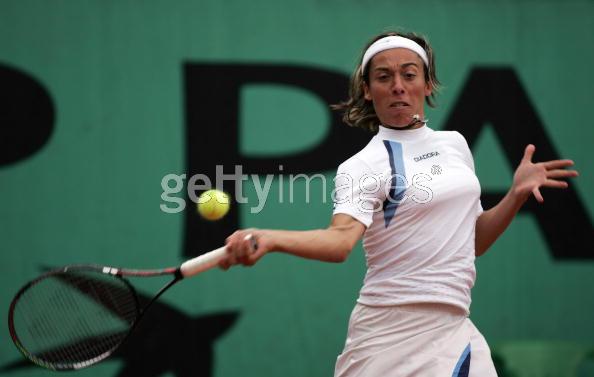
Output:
top-left (364, 82), bottom-right (372, 101)
top-left (424, 81), bottom-right (432, 97)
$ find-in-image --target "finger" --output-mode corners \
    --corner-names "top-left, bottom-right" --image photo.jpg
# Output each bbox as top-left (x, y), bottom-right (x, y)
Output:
top-left (224, 233), bottom-right (240, 258)
top-left (522, 144), bottom-right (536, 162)
top-left (246, 247), bottom-right (267, 266)
top-left (547, 169), bottom-right (579, 179)
top-left (234, 240), bottom-right (247, 261)
top-left (234, 234), bottom-right (248, 265)
top-left (532, 187), bottom-right (544, 203)
top-left (243, 234), bottom-right (265, 266)
top-left (244, 233), bottom-right (259, 253)
top-left (238, 248), bottom-right (251, 265)
top-left (542, 179), bottom-right (569, 189)
top-left (226, 249), bottom-right (237, 266)
top-left (542, 159), bottom-right (575, 169)
top-left (239, 234), bottom-right (258, 265)
top-left (235, 232), bottom-right (254, 261)
top-left (218, 259), bottom-right (231, 270)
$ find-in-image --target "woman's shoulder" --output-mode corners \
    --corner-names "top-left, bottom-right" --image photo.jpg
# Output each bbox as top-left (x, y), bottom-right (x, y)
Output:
top-left (431, 129), bottom-right (470, 149)
top-left (337, 137), bottom-right (382, 173)
top-left (431, 129), bottom-right (466, 140)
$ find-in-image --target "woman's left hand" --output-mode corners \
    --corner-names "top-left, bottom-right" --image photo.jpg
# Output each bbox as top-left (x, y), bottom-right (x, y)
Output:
top-left (512, 144), bottom-right (579, 203)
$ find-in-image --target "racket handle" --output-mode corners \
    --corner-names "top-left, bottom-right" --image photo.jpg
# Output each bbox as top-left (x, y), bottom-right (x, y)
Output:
top-left (180, 246), bottom-right (227, 277)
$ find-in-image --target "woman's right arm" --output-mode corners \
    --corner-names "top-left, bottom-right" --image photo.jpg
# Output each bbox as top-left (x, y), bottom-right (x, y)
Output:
top-left (220, 214), bottom-right (366, 269)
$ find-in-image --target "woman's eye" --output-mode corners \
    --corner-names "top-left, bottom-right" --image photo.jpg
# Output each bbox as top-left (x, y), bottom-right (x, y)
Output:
top-left (404, 73), bottom-right (416, 79)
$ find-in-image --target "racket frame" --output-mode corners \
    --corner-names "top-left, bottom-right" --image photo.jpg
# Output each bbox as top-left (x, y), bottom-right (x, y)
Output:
top-left (8, 265), bottom-right (145, 370)
top-left (7, 244), bottom-right (232, 370)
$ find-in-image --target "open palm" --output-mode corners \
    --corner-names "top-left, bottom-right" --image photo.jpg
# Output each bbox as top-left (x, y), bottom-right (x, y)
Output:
top-left (512, 144), bottom-right (579, 203)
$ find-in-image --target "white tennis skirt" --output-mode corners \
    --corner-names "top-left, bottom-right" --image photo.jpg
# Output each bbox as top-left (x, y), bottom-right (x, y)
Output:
top-left (334, 303), bottom-right (498, 377)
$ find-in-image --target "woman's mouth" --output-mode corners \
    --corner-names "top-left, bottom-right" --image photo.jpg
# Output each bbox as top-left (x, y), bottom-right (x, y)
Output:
top-left (389, 101), bottom-right (410, 108)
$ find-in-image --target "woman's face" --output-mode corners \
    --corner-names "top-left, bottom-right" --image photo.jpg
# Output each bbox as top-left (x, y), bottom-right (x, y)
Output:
top-left (364, 48), bottom-right (432, 128)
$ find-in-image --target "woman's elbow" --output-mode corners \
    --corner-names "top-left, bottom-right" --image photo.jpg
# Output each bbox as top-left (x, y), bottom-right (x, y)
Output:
top-left (332, 240), bottom-right (357, 263)
top-left (330, 251), bottom-right (349, 263)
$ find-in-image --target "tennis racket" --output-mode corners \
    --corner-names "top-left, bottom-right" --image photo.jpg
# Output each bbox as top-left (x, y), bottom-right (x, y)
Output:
top-left (7, 236), bottom-right (255, 371)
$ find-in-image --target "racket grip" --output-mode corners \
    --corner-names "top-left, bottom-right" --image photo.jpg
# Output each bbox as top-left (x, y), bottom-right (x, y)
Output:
top-left (180, 246), bottom-right (227, 277)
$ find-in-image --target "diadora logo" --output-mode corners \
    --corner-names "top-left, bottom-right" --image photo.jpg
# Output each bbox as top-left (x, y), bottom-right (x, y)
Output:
top-left (414, 151), bottom-right (440, 162)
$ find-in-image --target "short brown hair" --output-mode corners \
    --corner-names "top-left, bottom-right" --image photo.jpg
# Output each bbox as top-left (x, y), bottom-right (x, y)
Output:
top-left (333, 31), bottom-right (441, 133)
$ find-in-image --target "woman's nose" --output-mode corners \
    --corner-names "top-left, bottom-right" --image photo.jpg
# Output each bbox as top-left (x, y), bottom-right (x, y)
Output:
top-left (391, 76), bottom-right (405, 94)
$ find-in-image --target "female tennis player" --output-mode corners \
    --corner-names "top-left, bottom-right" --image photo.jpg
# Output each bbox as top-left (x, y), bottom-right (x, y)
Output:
top-left (221, 31), bottom-right (578, 376)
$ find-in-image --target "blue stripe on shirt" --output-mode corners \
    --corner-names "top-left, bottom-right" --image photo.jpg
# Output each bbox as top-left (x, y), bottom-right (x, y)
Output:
top-left (382, 140), bottom-right (406, 228)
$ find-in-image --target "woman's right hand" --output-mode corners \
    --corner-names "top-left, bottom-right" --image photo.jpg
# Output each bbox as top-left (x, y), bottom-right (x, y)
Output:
top-left (219, 228), bottom-right (272, 270)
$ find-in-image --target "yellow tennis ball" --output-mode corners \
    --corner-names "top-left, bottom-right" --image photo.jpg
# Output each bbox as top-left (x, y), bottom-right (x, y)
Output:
top-left (197, 189), bottom-right (230, 221)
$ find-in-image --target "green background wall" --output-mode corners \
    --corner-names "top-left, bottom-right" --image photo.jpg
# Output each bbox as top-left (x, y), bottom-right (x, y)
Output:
top-left (1, 1), bottom-right (593, 376)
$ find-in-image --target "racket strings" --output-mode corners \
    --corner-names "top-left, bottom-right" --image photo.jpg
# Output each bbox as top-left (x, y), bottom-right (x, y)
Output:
top-left (11, 270), bottom-right (139, 369)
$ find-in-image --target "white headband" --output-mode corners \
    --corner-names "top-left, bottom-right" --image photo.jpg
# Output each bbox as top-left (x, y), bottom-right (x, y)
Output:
top-left (361, 36), bottom-right (429, 74)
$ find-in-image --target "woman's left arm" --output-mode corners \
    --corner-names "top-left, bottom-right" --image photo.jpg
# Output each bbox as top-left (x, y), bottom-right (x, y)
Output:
top-left (475, 144), bottom-right (578, 256)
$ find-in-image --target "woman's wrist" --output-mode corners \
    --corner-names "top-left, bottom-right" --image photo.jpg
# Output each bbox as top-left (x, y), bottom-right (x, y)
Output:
top-left (509, 184), bottom-right (531, 207)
